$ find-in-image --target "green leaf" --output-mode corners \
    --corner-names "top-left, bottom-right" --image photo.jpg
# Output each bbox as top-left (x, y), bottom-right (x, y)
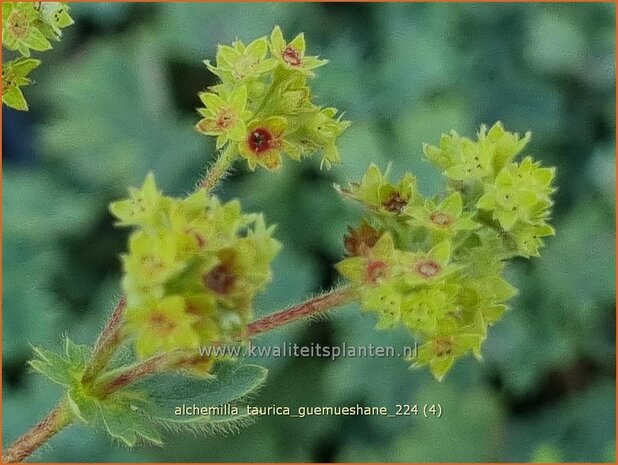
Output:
top-left (65, 337), bottom-right (91, 366)
top-left (138, 362), bottom-right (267, 427)
top-left (29, 348), bottom-right (73, 387)
top-left (98, 401), bottom-right (163, 447)
top-left (28, 337), bottom-right (90, 388)
top-left (68, 362), bottom-right (268, 446)
top-left (67, 387), bottom-right (99, 424)
top-left (9, 57), bottom-right (41, 82)
top-left (2, 86), bottom-right (28, 111)
top-left (22, 27), bottom-right (53, 52)
top-left (3, 169), bottom-right (97, 244)
top-left (36, 31), bottom-right (205, 193)
top-left (67, 385), bottom-right (163, 447)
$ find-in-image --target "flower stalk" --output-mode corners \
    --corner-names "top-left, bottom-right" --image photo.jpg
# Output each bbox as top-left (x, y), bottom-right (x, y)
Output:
top-left (199, 142), bottom-right (238, 192)
top-left (4, 286), bottom-right (358, 462)
top-left (98, 285), bottom-right (357, 396)
top-left (81, 296), bottom-right (126, 386)
top-left (2, 402), bottom-right (72, 463)
top-left (247, 285), bottom-right (356, 336)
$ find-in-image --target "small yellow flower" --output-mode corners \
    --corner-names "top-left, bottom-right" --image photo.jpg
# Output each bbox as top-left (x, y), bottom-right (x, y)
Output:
top-left (270, 26), bottom-right (327, 76)
top-left (125, 296), bottom-right (200, 359)
top-left (195, 85), bottom-right (251, 149)
top-left (239, 117), bottom-right (289, 170)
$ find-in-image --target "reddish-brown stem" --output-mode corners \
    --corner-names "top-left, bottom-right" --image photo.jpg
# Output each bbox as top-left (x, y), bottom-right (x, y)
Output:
top-left (247, 286), bottom-right (357, 336)
top-left (94, 349), bottom-right (198, 396)
top-left (2, 403), bottom-right (72, 463)
top-left (6, 286), bottom-right (357, 462)
top-left (98, 286), bottom-right (357, 397)
top-left (81, 296), bottom-right (126, 386)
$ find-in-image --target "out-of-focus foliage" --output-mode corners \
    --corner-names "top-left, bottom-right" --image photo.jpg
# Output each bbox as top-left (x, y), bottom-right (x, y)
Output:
top-left (2, 2), bottom-right (615, 462)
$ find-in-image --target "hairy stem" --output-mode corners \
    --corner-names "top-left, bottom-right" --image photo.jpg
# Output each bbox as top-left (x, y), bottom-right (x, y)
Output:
top-left (98, 285), bottom-right (357, 396)
top-left (81, 296), bottom-right (126, 386)
top-left (6, 286), bottom-right (358, 461)
top-left (5, 298), bottom-right (126, 462)
top-left (2, 402), bottom-right (72, 463)
top-left (199, 142), bottom-right (237, 192)
top-left (247, 285), bottom-right (357, 336)
top-left (94, 348), bottom-right (197, 397)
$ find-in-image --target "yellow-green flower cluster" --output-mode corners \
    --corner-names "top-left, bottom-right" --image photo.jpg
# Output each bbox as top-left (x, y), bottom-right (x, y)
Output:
top-left (336, 123), bottom-right (555, 381)
top-left (195, 26), bottom-right (350, 170)
top-left (110, 174), bottom-right (281, 363)
top-left (2, 2), bottom-right (73, 110)
top-left (425, 122), bottom-right (556, 258)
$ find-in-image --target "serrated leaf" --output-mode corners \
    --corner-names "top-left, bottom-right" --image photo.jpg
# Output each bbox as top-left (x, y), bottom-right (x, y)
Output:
top-left (28, 338), bottom-right (90, 388)
top-left (98, 402), bottom-right (163, 447)
top-left (29, 346), bottom-right (74, 387)
top-left (67, 385), bottom-right (164, 447)
top-left (65, 337), bottom-right (91, 366)
top-left (67, 387), bottom-right (99, 424)
top-left (138, 362), bottom-right (267, 425)
top-left (28, 359), bottom-right (72, 387)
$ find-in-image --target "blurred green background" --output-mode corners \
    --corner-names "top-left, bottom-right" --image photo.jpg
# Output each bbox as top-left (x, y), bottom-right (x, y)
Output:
top-left (2, 2), bottom-right (616, 462)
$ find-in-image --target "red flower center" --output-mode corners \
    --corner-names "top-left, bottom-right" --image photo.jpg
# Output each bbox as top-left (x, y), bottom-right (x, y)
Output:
top-left (216, 107), bottom-right (236, 130)
top-left (382, 192), bottom-right (407, 213)
top-left (430, 212), bottom-right (454, 226)
top-left (3, 71), bottom-right (15, 88)
top-left (365, 260), bottom-right (388, 284)
top-left (9, 12), bottom-right (29, 39)
top-left (344, 224), bottom-right (381, 257)
top-left (282, 46), bottom-right (302, 67)
top-left (248, 128), bottom-right (275, 155)
top-left (148, 311), bottom-right (177, 335)
top-left (203, 264), bottom-right (236, 295)
top-left (415, 260), bottom-right (441, 278)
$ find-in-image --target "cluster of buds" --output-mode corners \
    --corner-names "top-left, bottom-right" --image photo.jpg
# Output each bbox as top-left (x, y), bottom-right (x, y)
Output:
top-left (195, 26), bottom-right (350, 170)
top-left (336, 123), bottom-right (555, 380)
top-left (2, 2), bottom-right (73, 110)
top-left (109, 174), bottom-right (280, 369)
top-left (425, 122), bottom-right (556, 258)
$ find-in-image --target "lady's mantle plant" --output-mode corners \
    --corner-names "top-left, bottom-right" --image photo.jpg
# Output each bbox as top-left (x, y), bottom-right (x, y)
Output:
top-left (4, 25), bottom-right (555, 463)
top-left (2, 2), bottom-right (73, 110)
top-left (336, 123), bottom-right (555, 380)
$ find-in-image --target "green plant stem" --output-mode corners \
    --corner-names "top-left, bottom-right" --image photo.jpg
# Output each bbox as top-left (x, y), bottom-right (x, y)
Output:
top-left (199, 142), bottom-right (237, 192)
top-left (2, 402), bottom-right (72, 463)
